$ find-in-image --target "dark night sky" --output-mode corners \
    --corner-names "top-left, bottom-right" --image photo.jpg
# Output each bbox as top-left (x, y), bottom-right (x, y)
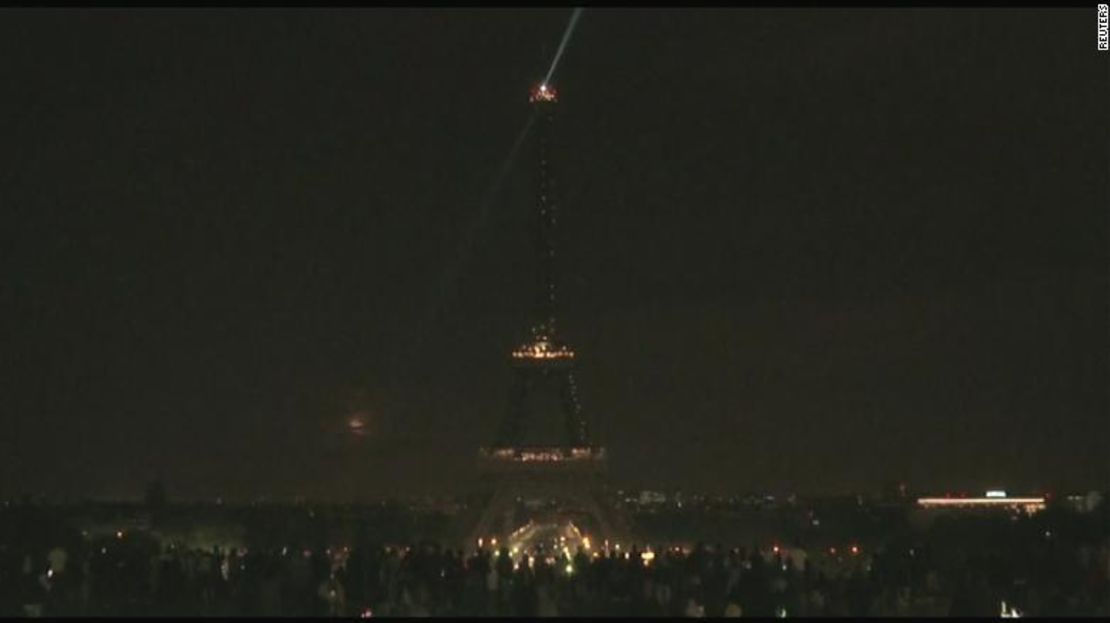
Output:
top-left (1, 8), bottom-right (1106, 501)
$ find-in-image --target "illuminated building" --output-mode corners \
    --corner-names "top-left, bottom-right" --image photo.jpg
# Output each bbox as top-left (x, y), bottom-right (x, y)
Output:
top-left (916, 492), bottom-right (1046, 515)
top-left (464, 83), bottom-right (629, 549)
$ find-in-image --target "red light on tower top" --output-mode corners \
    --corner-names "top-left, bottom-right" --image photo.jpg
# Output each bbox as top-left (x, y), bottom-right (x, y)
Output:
top-left (530, 83), bottom-right (558, 103)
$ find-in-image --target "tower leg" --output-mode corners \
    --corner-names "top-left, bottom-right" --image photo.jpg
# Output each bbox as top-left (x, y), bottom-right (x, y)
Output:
top-left (559, 370), bottom-right (588, 446)
top-left (496, 370), bottom-right (531, 447)
top-left (464, 478), bottom-right (631, 549)
top-left (467, 482), bottom-right (519, 547)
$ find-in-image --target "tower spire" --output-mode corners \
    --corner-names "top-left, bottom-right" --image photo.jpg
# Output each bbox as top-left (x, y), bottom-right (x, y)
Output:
top-left (531, 83), bottom-right (559, 340)
top-left (509, 83), bottom-right (573, 363)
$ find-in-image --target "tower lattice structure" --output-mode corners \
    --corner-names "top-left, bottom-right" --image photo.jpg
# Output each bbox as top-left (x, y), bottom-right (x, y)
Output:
top-left (462, 84), bottom-right (628, 549)
top-left (495, 83), bottom-right (590, 449)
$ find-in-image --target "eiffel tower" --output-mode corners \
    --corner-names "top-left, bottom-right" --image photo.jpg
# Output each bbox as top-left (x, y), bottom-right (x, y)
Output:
top-left (462, 83), bottom-right (628, 550)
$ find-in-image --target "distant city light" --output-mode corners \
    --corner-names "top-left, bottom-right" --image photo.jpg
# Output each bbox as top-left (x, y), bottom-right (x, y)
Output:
top-left (986, 490), bottom-right (1007, 498)
top-left (348, 415), bottom-right (367, 437)
top-left (917, 496), bottom-right (1045, 514)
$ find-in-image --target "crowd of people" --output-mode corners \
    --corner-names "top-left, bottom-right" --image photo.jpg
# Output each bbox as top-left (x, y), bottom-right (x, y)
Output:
top-left (2, 496), bottom-right (1108, 617)
top-left (2, 532), bottom-right (1108, 617)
